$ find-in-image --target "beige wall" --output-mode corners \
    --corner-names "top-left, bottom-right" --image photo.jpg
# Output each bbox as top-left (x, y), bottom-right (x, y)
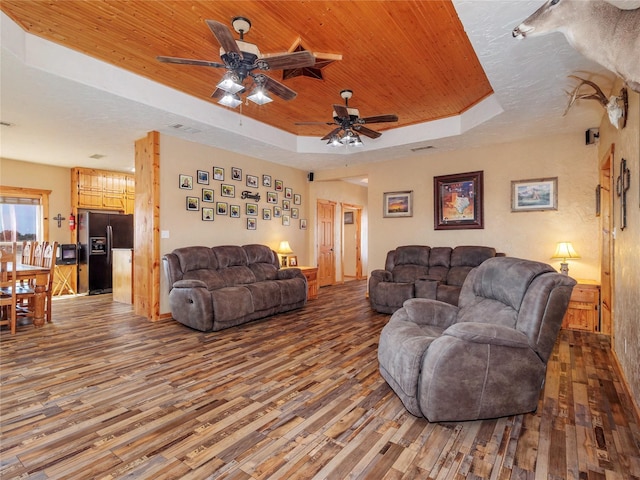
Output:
top-left (318, 132), bottom-right (600, 282)
top-left (598, 84), bottom-right (640, 405)
top-left (0, 157), bottom-right (73, 247)
top-left (159, 134), bottom-right (312, 314)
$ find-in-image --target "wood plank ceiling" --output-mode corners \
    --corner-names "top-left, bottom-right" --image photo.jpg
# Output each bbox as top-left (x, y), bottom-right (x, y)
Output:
top-left (0, 0), bottom-right (493, 139)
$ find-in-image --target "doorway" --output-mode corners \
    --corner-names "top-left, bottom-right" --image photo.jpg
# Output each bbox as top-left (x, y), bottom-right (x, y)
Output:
top-left (599, 145), bottom-right (615, 336)
top-left (341, 203), bottom-right (363, 282)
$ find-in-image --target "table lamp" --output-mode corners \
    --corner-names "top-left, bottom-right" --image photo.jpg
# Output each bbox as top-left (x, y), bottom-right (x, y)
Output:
top-left (278, 241), bottom-right (293, 268)
top-left (551, 242), bottom-right (580, 275)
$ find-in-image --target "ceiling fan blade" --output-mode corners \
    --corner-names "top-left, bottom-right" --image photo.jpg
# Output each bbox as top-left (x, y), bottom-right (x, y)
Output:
top-left (332, 104), bottom-right (350, 119)
top-left (295, 121), bottom-right (335, 125)
top-left (157, 56), bottom-right (226, 68)
top-left (205, 20), bottom-right (242, 57)
top-left (360, 114), bottom-right (398, 124)
top-left (258, 75), bottom-right (297, 101)
top-left (354, 125), bottom-right (382, 139)
top-left (260, 51), bottom-right (315, 70)
top-left (321, 127), bottom-right (342, 141)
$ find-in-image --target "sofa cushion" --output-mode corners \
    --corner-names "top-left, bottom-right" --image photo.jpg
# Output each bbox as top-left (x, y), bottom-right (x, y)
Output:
top-left (174, 246), bottom-right (218, 273)
top-left (244, 244), bottom-right (279, 281)
top-left (429, 247), bottom-right (452, 267)
top-left (210, 286), bottom-right (254, 323)
top-left (394, 246), bottom-right (431, 267)
top-left (184, 270), bottom-right (226, 291)
top-left (214, 245), bottom-right (248, 267)
top-left (393, 265), bottom-right (430, 283)
top-left (245, 281), bottom-right (281, 311)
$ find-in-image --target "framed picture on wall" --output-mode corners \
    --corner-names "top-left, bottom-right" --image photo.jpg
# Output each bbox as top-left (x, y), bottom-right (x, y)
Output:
top-left (186, 196), bottom-right (199, 211)
top-left (202, 188), bottom-right (214, 203)
top-left (246, 175), bottom-right (259, 188)
top-left (434, 171), bottom-right (484, 229)
top-left (383, 191), bottom-right (413, 218)
top-left (197, 170), bottom-right (209, 185)
top-left (511, 177), bottom-right (557, 212)
top-left (300, 219), bottom-right (307, 230)
top-left (344, 211), bottom-right (354, 224)
top-left (202, 207), bottom-right (214, 221)
top-left (294, 194), bottom-right (301, 205)
top-left (262, 208), bottom-right (271, 220)
top-left (263, 174), bottom-right (272, 187)
top-left (232, 167), bottom-right (242, 181)
top-left (230, 205), bottom-right (240, 218)
top-left (247, 218), bottom-right (257, 230)
top-left (221, 184), bottom-right (235, 197)
top-left (216, 202), bottom-right (228, 215)
top-left (213, 167), bottom-right (224, 181)
top-left (179, 174), bottom-right (193, 190)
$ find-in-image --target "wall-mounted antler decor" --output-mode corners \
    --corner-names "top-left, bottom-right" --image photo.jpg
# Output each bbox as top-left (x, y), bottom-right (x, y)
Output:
top-left (563, 76), bottom-right (628, 130)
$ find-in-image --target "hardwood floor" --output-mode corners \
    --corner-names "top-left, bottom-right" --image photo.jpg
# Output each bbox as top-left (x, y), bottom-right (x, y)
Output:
top-left (1, 280), bottom-right (639, 479)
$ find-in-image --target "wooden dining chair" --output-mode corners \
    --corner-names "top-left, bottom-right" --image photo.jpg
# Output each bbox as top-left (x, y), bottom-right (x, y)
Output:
top-left (42, 242), bottom-right (58, 323)
top-left (22, 240), bottom-right (36, 265)
top-left (32, 242), bottom-right (47, 267)
top-left (0, 244), bottom-right (18, 334)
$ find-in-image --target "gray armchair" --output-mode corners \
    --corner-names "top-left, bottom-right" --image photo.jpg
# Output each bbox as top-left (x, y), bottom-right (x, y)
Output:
top-left (377, 256), bottom-right (576, 421)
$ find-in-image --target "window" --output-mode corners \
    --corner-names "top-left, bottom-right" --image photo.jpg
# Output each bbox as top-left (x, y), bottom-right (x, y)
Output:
top-left (0, 186), bottom-right (51, 245)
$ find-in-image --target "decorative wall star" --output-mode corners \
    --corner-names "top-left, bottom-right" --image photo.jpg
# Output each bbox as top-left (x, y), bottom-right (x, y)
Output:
top-left (282, 45), bottom-right (341, 81)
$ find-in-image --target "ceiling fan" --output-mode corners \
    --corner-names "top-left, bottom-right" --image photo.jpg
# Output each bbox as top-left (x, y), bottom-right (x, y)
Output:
top-left (296, 90), bottom-right (398, 146)
top-left (157, 17), bottom-right (315, 108)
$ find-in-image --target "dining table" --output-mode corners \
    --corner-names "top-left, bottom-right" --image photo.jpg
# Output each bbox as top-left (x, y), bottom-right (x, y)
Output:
top-left (14, 263), bottom-right (51, 327)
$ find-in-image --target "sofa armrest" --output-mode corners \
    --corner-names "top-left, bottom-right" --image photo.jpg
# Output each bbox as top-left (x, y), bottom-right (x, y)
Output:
top-left (402, 298), bottom-right (459, 329)
top-left (443, 322), bottom-right (530, 349)
top-left (172, 279), bottom-right (208, 289)
top-left (277, 268), bottom-right (305, 280)
top-left (370, 269), bottom-right (392, 282)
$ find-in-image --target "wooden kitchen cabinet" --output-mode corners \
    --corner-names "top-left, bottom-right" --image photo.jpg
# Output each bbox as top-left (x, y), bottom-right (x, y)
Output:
top-left (562, 281), bottom-right (600, 332)
top-left (72, 167), bottom-right (134, 214)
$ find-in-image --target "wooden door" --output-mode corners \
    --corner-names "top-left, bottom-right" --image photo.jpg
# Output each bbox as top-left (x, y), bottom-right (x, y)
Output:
top-left (599, 145), bottom-right (614, 335)
top-left (317, 199), bottom-right (336, 287)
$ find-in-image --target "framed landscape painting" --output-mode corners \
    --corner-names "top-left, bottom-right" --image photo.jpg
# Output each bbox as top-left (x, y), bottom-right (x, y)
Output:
top-left (511, 177), bottom-right (557, 212)
top-left (383, 191), bottom-right (413, 218)
top-left (434, 171), bottom-right (484, 230)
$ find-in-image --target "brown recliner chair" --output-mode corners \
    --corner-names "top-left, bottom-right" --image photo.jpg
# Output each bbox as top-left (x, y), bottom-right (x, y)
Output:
top-left (377, 256), bottom-right (576, 422)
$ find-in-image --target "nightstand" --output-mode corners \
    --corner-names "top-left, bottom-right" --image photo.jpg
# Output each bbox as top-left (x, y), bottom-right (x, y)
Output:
top-left (296, 266), bottom-right (318, 300)
top-left (562, 280), bottom-right (600, 332)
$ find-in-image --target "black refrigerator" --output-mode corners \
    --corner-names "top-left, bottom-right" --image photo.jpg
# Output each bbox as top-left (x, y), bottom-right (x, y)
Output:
top-left (77, 211), bottom-right (134, 295)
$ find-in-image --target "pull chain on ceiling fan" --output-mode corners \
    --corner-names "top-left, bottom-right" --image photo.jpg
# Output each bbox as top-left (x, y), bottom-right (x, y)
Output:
top-left (296, 90), bottom-right (398, 146)
top-left (157, 17), bottom-right (315, 108)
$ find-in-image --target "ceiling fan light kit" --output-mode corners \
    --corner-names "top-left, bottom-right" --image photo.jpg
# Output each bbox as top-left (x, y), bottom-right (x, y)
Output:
top-left (157, 17), bottom-right (315, 109)
top-left (247, 88), bottom-right (273, 105)
top-left (216, 72), bottom-right (244, 94)
top-left (218, 93), bottom-right (242, 108)
top-left (298, 89), bottom-right (398, 145)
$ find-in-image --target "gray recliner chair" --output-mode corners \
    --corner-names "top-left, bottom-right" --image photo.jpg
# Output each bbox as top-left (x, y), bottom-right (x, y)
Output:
top-left (377, 256), bottom-right (576, 422)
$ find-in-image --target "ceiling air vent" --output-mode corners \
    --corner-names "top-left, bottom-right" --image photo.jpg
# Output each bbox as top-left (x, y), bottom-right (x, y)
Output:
top-left (89, 154), bottom-right (105, 159)
top-left (410, 145), bottom-right (435, 152)
top-left (169, 123), bottom-right (201, 134)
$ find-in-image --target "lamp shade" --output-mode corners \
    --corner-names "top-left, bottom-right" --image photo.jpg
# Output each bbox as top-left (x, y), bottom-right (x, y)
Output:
top-left (551, 242), bottom-right (580, 261)
top-left (278, 241), bottom-right (293, 254)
